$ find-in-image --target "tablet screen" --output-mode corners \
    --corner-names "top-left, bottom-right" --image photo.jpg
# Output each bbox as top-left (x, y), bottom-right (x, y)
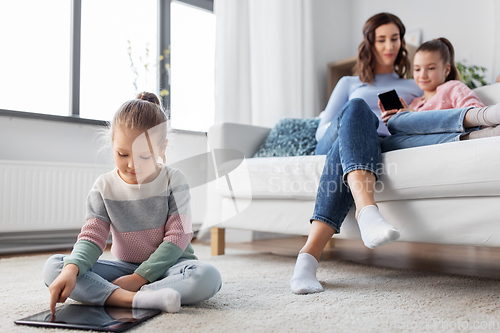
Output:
top-left (15, 304), bottom-right (161, 332)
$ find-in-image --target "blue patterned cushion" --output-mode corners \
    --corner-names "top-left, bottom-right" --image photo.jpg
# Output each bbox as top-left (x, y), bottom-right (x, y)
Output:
top-left (253, 118), bottom-right (320, 157)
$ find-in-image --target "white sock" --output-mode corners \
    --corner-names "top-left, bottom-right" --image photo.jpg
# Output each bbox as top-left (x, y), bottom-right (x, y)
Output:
top-left (467, 104), bottom-right (500, 127)
top-left (357, 205), bottom-right (400, 249)
top-left (467, 125), bottom-right (500, 139)
top-left (290, 253), bottom-right (324, 294)
top-left (132, 288), bottom-right (181, 313)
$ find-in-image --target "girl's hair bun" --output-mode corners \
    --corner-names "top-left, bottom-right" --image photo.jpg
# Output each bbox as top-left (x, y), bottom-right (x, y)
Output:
top-left (136, 92), bottom-right (161, 105)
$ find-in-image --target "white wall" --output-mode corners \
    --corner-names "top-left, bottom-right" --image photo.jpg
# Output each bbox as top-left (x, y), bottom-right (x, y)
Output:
top-left (311, 0), bottom-right (353, 109)
top-left (0, 116), bottom-right (112, 165)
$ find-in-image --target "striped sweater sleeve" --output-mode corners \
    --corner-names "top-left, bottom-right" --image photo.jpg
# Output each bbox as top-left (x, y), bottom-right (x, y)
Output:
top-left (135, 169), bottom-right (194, 282)
top-left (63, 218), bottom-right (110, 275)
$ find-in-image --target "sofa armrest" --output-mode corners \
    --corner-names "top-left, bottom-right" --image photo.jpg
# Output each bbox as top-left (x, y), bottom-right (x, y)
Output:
top-left (474, 82), bottom-right (500, 105)
top-left (208, 122), bottom-right (271, 158)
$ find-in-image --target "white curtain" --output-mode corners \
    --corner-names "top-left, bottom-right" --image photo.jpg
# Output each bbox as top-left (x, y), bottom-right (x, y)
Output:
top-left (214, 0), bottom-right (319, 127)
top-left (494, 1), bottom-right (500, 83)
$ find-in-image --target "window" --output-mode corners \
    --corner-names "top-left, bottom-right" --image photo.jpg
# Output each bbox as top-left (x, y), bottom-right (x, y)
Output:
top-left (0, 1), bottom-right (70, 116)
top-left (170, 1), bottom-right (215, 132)
top-left (79, 0), bottom-right (157, 121)
top-left (0, 0), bottom-right (214, 132)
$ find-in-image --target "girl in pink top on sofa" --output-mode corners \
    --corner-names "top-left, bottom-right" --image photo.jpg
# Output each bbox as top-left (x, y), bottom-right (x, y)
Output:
top-left (380, 38), bottom-right (500, 152)
top-left (408, 38), bottom-right (482, 112)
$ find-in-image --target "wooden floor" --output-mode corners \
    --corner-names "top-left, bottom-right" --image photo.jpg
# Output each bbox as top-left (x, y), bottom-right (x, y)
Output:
top-left (218, 237), bottom-right (500, 280)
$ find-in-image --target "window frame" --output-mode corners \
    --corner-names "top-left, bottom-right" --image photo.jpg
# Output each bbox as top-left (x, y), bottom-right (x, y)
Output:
top-left (0, 0), bottom-right (213, 131)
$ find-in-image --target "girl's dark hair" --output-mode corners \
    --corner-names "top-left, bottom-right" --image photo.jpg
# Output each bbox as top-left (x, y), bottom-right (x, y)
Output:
top-left (416, 37), bottom-right (460, 82)
top-left (355, 12), bottom-right (411, 84)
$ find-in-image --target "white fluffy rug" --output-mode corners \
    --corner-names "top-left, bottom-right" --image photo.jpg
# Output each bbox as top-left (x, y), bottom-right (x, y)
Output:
top-left (2, 244), bottom-right (500, 332)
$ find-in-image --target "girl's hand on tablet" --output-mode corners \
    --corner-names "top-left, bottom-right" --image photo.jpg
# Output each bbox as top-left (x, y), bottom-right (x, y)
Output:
top-left (48, 264), bottom-right (78, 314)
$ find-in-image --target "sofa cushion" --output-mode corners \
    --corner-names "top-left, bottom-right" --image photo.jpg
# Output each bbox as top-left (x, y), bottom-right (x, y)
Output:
top-left (217, 155), bottom-right (325, 199)
top-left (253, 118), bottom-right (320, 157)
top-left (216, 136), bottom-right (500, 201)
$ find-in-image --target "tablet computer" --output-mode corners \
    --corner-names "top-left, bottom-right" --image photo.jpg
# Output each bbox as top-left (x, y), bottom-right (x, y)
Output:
top-left (15, 304), bottom-right (161, 332)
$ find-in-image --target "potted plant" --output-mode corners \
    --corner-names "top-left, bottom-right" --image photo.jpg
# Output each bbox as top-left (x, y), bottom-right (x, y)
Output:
top-left (457, 61), bottom-right (488, 89)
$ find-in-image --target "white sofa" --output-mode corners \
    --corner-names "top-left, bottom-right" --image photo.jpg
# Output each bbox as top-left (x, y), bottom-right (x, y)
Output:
top-left (205, 83), bottom-right (500, 255)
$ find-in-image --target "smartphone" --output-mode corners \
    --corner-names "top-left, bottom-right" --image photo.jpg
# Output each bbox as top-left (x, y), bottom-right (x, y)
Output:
top-left (378, 89), bottom-right (404, 110)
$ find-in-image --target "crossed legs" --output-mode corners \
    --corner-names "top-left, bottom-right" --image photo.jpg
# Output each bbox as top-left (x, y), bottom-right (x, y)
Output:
top-left (44, 256), bottom-right (222, 312)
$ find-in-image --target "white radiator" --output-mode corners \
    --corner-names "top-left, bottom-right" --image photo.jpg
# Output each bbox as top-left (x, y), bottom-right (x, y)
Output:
top-left (0, 160), bottom-right (113, 233)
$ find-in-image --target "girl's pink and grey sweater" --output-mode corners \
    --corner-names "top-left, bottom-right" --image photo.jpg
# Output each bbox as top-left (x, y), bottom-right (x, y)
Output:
top-left (64, 164), bottom-right (196, 282)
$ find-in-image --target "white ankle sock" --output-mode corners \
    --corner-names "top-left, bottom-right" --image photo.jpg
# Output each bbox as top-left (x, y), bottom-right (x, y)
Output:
top-left (467, 125), bottom-right (500, 139)
top-left (467, 104), bottom-right (500, 127)
top-left (290, 253), bottom-right (323, 294)
top-left (357, 205), bottom-right (400, 249)
top-left (132, 288), bottom-right (181, 313)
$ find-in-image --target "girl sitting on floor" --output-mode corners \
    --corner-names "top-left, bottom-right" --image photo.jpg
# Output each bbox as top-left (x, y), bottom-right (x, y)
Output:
top-left (44, 92), bottom-right (222, 314)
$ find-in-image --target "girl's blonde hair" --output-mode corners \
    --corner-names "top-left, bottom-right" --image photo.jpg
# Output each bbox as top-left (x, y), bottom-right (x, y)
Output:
top-left (415, 37), bottom-right (460, 82)
top-left (109, 92), bottom-right (169, 163)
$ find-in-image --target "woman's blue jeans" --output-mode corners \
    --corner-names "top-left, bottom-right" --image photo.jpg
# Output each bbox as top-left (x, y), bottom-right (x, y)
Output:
top-left (381, 107), bottom-right (477, 152)
top-left (312, 101), bottom-right (477, 233)
top-left (312, 98), bottom-right (381, 233)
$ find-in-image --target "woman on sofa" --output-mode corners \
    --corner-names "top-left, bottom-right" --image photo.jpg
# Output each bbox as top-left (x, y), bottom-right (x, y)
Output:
top-left (290, 12), bottom-right (422, 294)
top-left (291, 16), bottom-right (500, 294)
